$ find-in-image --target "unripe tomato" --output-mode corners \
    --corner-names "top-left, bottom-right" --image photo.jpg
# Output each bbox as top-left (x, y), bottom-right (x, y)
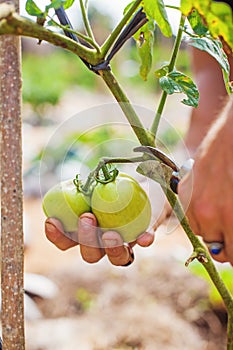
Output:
top-left (42, 180), bottom-right (91, 232)
top-left (91, 173), bottom-right (151, 242)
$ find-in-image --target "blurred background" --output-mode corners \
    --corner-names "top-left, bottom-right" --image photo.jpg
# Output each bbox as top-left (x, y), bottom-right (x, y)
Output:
top-left (11, 0), bottom-right (233, 349)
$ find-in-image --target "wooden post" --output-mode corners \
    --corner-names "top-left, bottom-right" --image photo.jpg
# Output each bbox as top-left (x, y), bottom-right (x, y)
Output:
top-left (0, 0), bottom-right (25, 348)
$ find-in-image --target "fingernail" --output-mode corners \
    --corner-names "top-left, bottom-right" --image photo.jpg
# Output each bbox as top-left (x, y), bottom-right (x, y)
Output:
top-left (45, 222), bottom-right (56, 233)
top-left (45, 222), bottom-right (57, 239)
top-left (103, 239), bottom-right (119, 248)
top-left (80, 217), bottom-right (94, 230)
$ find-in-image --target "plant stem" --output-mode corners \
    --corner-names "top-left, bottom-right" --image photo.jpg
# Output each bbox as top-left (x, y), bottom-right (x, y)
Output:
top-left (101, 0), bottom-right (143, 58)
top-left (101, 164), bottom-right (111, 181)
top-left (99, 69), bottom-right (154, 147)
top-left (48, 15), bottom-right (100, 51)
top-left (0, 4), bottom-right (99, 65)
top-left (79, 0), bottom-right (98, 47)
top-left (150, 14), bottom-right (186, 138)
top-left (227, 314), bottom-right (233, 350)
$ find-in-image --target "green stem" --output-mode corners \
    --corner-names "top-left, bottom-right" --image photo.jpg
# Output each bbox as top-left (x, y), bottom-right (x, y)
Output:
top-left (0, 5), bottom-right (99, 65)
top-left (82, 155), bottom-right (144, 192)
top-left (150, 14), bottom-right (186, 138)
top-left (48, 16), bottom-right (100, 51)
top-left (150, 90), bottom-right (167, 143)
top-left (101, 0), bottom-right (143, 58)
top-left (165, 5), bottom-right (180, 10)
top-left (101, 164), bottom-right (111, 181)
top-left (169, 16), bottom-right (185, 72)
top-left (100, 69), bottom-right (154, 147)
top-left (227, 314), bottom-right (233, 350)
top-left (79, 0), bottom-right (98, 47)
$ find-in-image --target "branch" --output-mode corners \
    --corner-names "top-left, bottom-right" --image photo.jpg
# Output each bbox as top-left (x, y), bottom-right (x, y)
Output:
top-left (99, 69), bottom-right (154, 146)
top-left (101, 0), bottom-right (143, 59)
top-left (0, 4), bottom-right (99, 65)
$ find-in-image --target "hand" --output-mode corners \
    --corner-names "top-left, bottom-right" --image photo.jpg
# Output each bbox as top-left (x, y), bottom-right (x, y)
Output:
top-left (178, 100), bottom-right (233, 264)
top-left (45, 213), bottom-right (154, 266)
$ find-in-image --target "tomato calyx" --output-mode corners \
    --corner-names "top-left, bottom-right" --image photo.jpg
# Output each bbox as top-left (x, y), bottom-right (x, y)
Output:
top-left (73, 174), bottom-right (94, 196)
top-left (95, 165), bottom-right (119, 184)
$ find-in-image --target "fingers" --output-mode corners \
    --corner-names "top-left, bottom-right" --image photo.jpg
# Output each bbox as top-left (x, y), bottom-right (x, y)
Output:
top-left (78, 213), bottom-right (105, 263)
top-left (45, 218), bottom-right (78, 251)
top-left (102, 231), bottom-right (135, 266)
top-left (45, 215), bottom-right (153, 267)
top-left (136, 232), bottom-right (154, 247)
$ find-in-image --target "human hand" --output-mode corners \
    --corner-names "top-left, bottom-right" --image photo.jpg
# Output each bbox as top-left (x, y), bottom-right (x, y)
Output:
top-left (178, 100), bottom-right (233, 265)
top-left (45, 213), bottom-right (154, 266)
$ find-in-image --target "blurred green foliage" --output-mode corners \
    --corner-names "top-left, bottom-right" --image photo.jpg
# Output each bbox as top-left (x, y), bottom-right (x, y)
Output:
top-left (22, 49), bottom-right (97, 108)
top-left (190, 262), bottom-right (233, 309)
top-left (22, 33), bottom-right (191, 113)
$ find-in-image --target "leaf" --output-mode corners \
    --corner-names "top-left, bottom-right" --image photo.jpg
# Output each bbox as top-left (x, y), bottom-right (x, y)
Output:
top-left (46, 0), bottom-right (75, 11)
top-left (25, 0), bottom-right (44, 17)
top-left (206, 2), bottom-right (233, 51)
top-left (63, 0), bottom-right (75, 10)
top-left (155, 64), bottom-right (169, 78)
top-left (180, 0), bottom-right (210, 17)
top-left (189, 37), bottom-right (229, 72)
top-left (45, 0), bottom-right (65, 12)
top-left (134, 19), bottom-right (155, 80)
top-left (142, 0), bottom-right (172, 37)
top-left (187, 8), bottom-right (208, 36)
top-left (159, 71), bottom-right (199, 107)
top-left (180, 0), bottom-right (233, 52)
top-left (189, 37), bottom-right (232, 93)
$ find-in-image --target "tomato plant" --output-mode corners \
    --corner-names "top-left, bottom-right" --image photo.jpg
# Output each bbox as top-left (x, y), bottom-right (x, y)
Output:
top-left (1, 0), bottom-right (233, 349)
top-left (91, 172), bottom-right (151, 243)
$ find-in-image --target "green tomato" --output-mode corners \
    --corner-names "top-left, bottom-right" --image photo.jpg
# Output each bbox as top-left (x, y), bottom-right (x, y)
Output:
top-left (91, 173), bottom-right (151, 243)
top-left (42, 180), bottom-right (91, 232)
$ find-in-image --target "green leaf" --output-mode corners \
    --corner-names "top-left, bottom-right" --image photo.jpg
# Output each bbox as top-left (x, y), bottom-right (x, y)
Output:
top-left (159, 71), bottom-right (199, 107)
top-left (63, 0), bottom-right (75, 10)
top-left (187, 8), bottom-right (208, 36)
top-left (206, 2), bottom-right (233, 51)
top-left (46, 0), bottom-right (75, 11)
top-left (189, 37), bottom-right (229, 72)
top-left (25, 0), bottom-right (44, 17)
top-left (45, 0), bottom-right (65, 12)
top-left (142, 0), bottom-right (172, 37)
top-left (180, 0), bottom-right (210, 16)
top-left (189, 37), bottom-right (232, 93)
top-left (180, 0), bottom-right (233, 52)
top-left (134, 19), bottom-right (155, 81)
top-left (155, 64), bottom-right (169, 78)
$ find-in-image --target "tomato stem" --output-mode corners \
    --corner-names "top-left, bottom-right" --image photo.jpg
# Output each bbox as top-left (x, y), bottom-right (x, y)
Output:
top-left (101, 164), bottom-right (111, 181)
